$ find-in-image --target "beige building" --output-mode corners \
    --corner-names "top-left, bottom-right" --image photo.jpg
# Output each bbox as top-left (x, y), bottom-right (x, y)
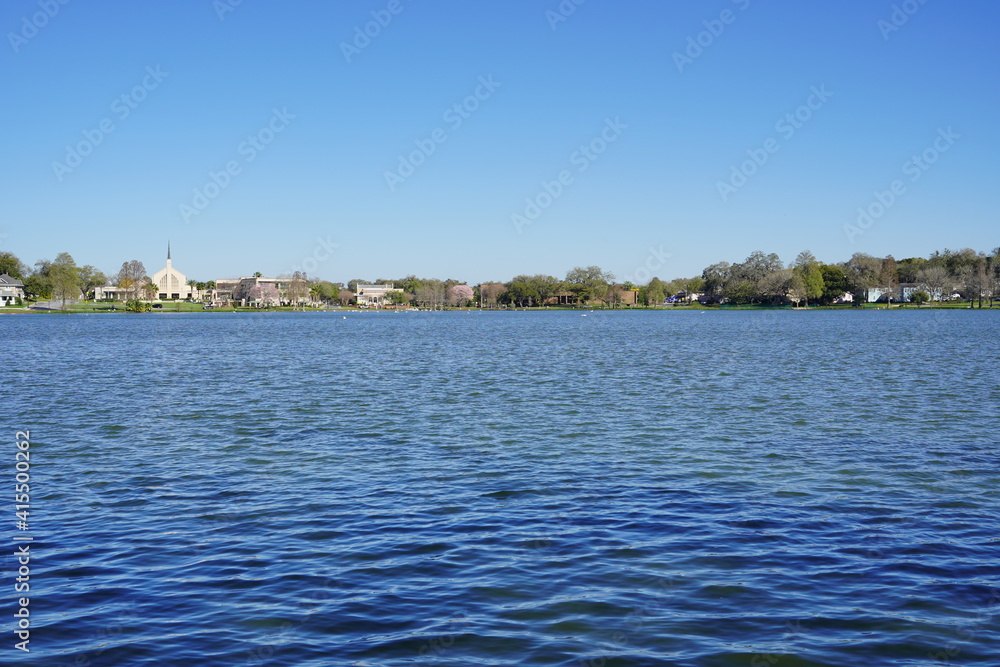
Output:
top-left (355, 284), bottom-right (396, 307)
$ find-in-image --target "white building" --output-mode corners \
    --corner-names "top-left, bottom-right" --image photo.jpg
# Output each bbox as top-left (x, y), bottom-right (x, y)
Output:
top-left (0, 274), bottom-right (25, 305)
top-left (151, 244), bottom-right (194, 301)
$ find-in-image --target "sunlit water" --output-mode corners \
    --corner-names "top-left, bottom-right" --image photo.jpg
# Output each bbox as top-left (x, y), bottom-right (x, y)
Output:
top-left (3, 310), bottom-right (999, 666)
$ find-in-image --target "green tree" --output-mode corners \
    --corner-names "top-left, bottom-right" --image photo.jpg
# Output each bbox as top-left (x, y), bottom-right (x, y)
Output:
top-left (644, 277), bottom-right (666, 305)
top-left (565, 266), bottom-right (613, 305)
top-left (910, 290), bottom-right (929, 306)
top-left (793, 252), bottom-right (824, 307)
top-left (819, 265), bottom-right (850, 305)
top-left (0, 251), bottom-right (27, 279)
top-left (78, 266), bottom-right (107, 300)
top-left (386, 290), bottom-right (409, 306)
top-left (49, 252), bottom-right (80, 309)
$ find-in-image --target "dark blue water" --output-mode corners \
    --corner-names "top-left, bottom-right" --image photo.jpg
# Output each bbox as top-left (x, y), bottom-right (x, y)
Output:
top-left (3, 310), bottom-right (999, 666)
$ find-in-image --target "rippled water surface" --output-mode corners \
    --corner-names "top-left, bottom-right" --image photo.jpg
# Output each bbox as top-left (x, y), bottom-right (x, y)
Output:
top-left (3, 310), bottom-right (999, 666)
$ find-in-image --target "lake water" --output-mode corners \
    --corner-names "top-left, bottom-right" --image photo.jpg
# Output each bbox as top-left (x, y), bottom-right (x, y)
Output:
top-left (3, 310), bottom-right (999, 666)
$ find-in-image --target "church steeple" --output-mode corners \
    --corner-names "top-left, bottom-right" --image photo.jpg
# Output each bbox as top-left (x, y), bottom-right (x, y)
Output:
top-left (167, 241), bottom-right (171, 261)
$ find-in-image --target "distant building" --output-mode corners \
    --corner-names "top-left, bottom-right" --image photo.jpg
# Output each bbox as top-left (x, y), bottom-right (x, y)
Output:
top-left (0, 274), bottom-right (25, 305)
top-left (151, 244), bottom-right (194, 301)
top-left (355, 284), bottom-right (396, 307)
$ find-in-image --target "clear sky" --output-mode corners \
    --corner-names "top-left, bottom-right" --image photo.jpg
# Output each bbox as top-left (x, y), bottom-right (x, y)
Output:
top-left (2, 0), bottom-right (998, 285)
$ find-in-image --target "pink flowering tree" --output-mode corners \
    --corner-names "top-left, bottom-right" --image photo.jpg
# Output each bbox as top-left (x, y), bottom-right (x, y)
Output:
top-left (249, 283), bottom-right (280, 307)
top-left (447, 284), bottom-right (474, 307)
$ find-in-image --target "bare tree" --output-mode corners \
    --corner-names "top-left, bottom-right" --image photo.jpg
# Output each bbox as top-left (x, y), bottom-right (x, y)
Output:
top-left (280, 271), bottom-right (310, 309)
top-left (960, 258), bottom-right (989, 308)
top-left (116, 260), bottom-right (147, 301)
top-left (916, 265), bottom-right (950, 302)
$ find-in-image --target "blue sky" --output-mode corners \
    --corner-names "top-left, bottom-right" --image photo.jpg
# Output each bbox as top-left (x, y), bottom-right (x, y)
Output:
top-left (2, 0), bottom-right (997, 284)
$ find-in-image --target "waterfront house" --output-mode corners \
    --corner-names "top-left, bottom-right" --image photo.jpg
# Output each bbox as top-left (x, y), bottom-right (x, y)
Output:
top-left (0, 274), bottom-right (25, 306)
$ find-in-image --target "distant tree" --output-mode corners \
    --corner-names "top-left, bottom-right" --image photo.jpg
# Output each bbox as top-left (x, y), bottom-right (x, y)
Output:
top-left (682, 276), bottom-right (705, 302)
top-left (281, 271), bottom-right (310, 309)
top-left (845, 253), bottom-right (882, 305)
top-left (793, 251), bottom-right (824, 306)
top-left (386, 290), bottom-right (409, 306)
top-left (415, 281), bottom-right (445, 309)
top-left (792, 250), bottom-right (817, 268)
top-left (897, 257), bottom-right (927, 283)
top-left (991, 251), bottom-right (1000, 307)
top-left (701, 262), bottom-right (731, 302)
top-left (910, 290), bottom-right (929, 306)
top-left (644, 277), bottom-right (666, 305)
top-left (479, 283), bottom-right (505, 308)
top-left (447, 284), bottom-right (474, 307)
top-left (605, 284), bottom-right (627, 308)
top-left (253, 271), bottom-right (263, 278)
top-left (337, 289), bottom-right (355, 305)
top-left (116, 260), bottom-right (147, 301)
top-left (565, 266), bottom-right (613, 305)
top-left (819, 265), bottom-right (850, 305)
top-left (309, 281), bottom-right (340, 304)
top-left (878, 255), bottom-right (899, 306)
top-left (0, 251), bottom-right (27, 279)
top-left (142, 281), bottom-right (157, 302)
top-left (786, 272), bottom-right (808, 307)
top-left (347, 279), bottom-right (368, 293)
top-left (77, 266), bottom-right (107, 301)
top-left (959, 258), bottom-right (989, 308)
top-left (503, 280), bottom-right (539, 307)
top-left (916, 265), bottom-right (950, 302)
top-left (48, 252), bottom-right (80, 309)
top-left (757, 269), bottom-right (795, 305)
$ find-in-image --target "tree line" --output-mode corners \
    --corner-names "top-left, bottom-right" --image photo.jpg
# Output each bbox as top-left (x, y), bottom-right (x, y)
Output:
top-left (2, 245), bottom-right (998, 309)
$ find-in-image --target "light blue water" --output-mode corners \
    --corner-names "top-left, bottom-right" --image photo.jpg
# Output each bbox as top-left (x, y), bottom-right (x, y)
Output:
top-left (3, 310), bottom-right (999, 666)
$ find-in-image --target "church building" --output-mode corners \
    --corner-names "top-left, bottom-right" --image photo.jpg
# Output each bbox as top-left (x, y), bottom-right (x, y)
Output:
top-left (151, 244), bottom-right (194, 300)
